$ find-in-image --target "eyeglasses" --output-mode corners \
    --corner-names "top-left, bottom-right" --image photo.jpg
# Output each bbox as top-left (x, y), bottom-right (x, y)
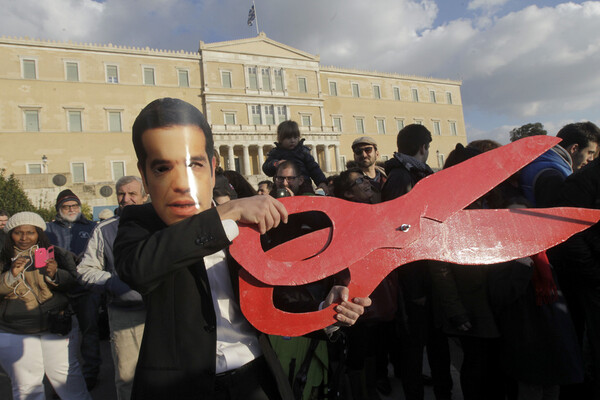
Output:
top-left (353, 146), bottom-right (375, 156)
top-left (61, 204), bottom-right (80, 211)
top-left (275, 176), bottom-right (298, 183)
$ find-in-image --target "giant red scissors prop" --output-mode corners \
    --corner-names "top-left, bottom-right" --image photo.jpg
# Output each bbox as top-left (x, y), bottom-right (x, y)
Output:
top-left (230, 136), bottom-right (600, 336)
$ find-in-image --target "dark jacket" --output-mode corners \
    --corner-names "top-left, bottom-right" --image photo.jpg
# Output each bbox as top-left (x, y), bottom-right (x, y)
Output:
top-left (46, 213), bottom-right (96, 258)
top-left (381, 153), bottom-right (433, 202)
top-left (114, 204), bottom-right (291, 399)
top-left (0, 246), bottom-right (77, 334)
top-left (549, 157), bottom-right (600, 287)
top-left (262, 139), bottom-right (327, 186)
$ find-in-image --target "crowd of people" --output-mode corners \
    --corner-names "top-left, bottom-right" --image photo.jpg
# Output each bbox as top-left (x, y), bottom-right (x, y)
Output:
top-left (0, 96), bottom-right (599, 400)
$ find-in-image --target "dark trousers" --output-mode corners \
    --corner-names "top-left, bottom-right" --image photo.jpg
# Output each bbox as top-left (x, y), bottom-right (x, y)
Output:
top-left (459, 336), bottom-right (509, 400)
top-left (215, 357), bottom-right (280, 400)
top-left (70, 291), bottom-right (102, 379)
top-left (396, 300), bottom-right (452, 400)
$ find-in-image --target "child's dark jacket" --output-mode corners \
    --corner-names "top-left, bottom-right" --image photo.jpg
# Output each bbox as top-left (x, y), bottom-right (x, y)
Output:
top-left (262, 139), bottom-right (327, 186)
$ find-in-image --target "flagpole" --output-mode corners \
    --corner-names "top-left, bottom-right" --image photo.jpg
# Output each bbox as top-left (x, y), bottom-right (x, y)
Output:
top-left (253, 0), bottom-right (259, 35)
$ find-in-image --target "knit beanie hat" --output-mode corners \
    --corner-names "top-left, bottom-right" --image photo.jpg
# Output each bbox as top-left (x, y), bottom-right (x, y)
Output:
top-left (4, 211), bottom-right (47, 233)
top-left (55, 189), bottom-right (81, 211)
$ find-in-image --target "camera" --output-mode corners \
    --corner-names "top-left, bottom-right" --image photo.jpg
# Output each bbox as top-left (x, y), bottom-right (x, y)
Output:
top-left (275, 188), bottom-right (291, 198)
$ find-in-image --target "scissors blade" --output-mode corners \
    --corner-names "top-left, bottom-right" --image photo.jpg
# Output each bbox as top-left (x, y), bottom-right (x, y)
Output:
top-left (411, 207), bottom-right (600, 264)
top-left (405, 135), bottom-right (560, 223)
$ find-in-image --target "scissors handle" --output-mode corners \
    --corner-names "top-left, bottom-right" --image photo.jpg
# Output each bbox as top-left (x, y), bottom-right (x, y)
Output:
top-left (239, 248), bottom-right (415, 336)
top-left (231, 196), bottom-right (414, 286)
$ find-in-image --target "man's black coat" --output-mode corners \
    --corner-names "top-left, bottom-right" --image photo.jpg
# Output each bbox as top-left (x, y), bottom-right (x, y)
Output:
top-left (114, 204), bottom-right (289, 399)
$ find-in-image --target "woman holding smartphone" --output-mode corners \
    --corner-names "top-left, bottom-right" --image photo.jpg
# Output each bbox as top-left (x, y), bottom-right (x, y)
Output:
top-left (0, 212), bottom-right (90, 400)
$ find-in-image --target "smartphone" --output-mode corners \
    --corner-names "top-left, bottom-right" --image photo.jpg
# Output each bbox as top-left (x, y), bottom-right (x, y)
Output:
top-left (34, 246), bottom-right (54, 269)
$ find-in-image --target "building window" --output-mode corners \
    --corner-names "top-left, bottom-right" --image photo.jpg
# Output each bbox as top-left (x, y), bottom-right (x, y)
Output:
top-left (352, 83), bottom-right (360, 98)
top-left (274, 69), bottom-right (284, 91)
top-left (414, 119), bottom-right (423, 125)
top-left (298, 77), bottom-right (307, 93)
top-left (450, 121), bottom-right (457, 136)
top-left (68, 110), bottom-right (82, 132)
top-left (65, 62), bottom-right (79, 82)
top-left (355, 117), bottom-right (365, 134)
top-left (329, 81), bottom-right (338, 96)
top-left (437, 153), bottom-right (445, 169)
top-left (251, 105), bottom-right (261, 124)
top-left (106, 65), bottom-right (119, 83)
top-left (446, 92), bottom-right (453, 104)
top-left (24, 110), bottom-right (39, 131)
top-left (108, 111), bottom-right (122, 132)
top-left (265, 105), bottom-right (275, 125)
top-left (396, 119), bottom-right (405, 131)
top-left (333, 117), bottom-right (342, 132)
top-left (376, 118), bottom-right (386, 134)
top-left (373, 85), bottom-right (381, 99)
top-left (276, 106), bottom-right (287, 124)
top-left (112, 161), bottom-right (125, 181)
top-left (261, 68), bottom-right (271, 90)
top-left (221, 71), bottom-right (232, 88)
top-left (301, 115), bottom-right (311, 127)
top-left (393, 87), bottom-right (401, 101)
top-left (430, 90), bottom-right (437, 103)
top-left (433, 121), bottom-right (441, 135)
top-left (412, 88), bottom-right (419, 102)
top-left (224, 112), bottom-right (236, 125)
top-left (248, 67), bottom-right (258, 90)
top-left (72, 163), bottom-right (85, 183)
top-left (27, 163), bottom-right (42, 174)
top-left (143, 67), bottom-right (155, 85)
top-left (178, 69), bottom-right (189, 87)
top-left (22, 59), bottom-right (36, 79)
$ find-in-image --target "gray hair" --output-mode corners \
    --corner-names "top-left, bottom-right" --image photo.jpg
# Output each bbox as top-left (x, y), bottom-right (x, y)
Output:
top-left (115, 176), bottom-right (146, 197)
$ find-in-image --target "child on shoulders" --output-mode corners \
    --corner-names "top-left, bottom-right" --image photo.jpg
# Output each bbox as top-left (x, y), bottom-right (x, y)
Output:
top-left (262, 120), bottom-right (328, 194)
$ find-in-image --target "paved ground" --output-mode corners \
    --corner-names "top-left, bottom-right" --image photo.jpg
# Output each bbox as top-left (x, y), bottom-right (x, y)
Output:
top-left (0, 338), bottom-right (464, 399)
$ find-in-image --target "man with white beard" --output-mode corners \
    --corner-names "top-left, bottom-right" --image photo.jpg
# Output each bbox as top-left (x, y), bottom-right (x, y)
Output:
top-left (46, 189), bottom-right (100, 390)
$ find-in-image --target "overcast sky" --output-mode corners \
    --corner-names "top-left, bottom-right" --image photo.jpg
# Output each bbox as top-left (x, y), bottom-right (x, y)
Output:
top-left (2, 0), bottom-right (599, 143)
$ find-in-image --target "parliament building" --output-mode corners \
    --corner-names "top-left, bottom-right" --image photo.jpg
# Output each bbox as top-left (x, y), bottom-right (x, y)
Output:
top-left (0, 33), bottom-right (466, 215)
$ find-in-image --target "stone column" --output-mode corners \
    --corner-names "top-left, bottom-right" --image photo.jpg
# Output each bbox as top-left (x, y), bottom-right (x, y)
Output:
top-left (257, 145), bottom-right (264, 169)
top-left (242, 145), bottom-right (251, 176)
top-left (334, 145), bottom-right (341, 172)
top-left (323, 145), bottom-right (331, 173)
top-left (311, 145), bottom-right (318, 161)
top-left (227, 145), bottom-right (235, 171)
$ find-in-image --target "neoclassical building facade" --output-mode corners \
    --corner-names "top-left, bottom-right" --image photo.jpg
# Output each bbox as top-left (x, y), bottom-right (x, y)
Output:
top-left (0, 33), bottom-right (467, 213)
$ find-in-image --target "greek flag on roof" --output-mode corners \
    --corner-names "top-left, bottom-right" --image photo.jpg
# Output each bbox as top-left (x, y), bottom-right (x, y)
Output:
top-left (247, 5), bottom-right (256, 26)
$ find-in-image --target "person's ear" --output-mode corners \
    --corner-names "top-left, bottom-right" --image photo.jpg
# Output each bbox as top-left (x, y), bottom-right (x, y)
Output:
top-left (298, 175), bottom-right (304, 185)
top-left (567, 143), bottom-right (579, 156)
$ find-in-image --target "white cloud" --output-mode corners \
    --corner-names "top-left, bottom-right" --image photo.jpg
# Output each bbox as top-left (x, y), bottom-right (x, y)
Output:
top-left (467, 0), bottom-right (510, 11)
top-left (1, 0), bottom-right (599, 144)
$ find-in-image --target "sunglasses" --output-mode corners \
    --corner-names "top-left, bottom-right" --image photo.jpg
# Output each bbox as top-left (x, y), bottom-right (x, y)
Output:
top-left (353, 146), bottom-right (375, 155)
top-left (275, 176), bottom-right (298, 182)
